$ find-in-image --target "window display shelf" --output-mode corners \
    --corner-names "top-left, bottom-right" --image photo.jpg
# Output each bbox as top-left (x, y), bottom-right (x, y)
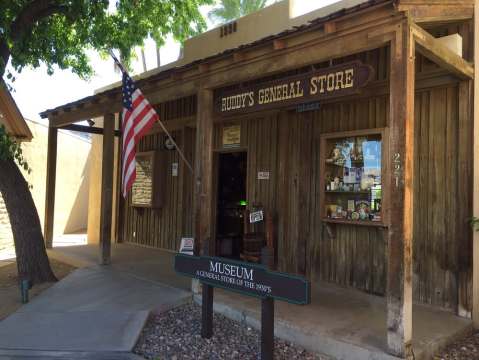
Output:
top-left (322, 218), bottom-right (386, 228)
top-left (320, 128), bottom-right (387, 228)
top-left (324, 190), bottom-right (370, 195)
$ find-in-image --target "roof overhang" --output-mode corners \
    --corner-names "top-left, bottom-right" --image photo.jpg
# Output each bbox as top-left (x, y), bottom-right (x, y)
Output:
top-left (0, 81), bottom-right (32, 141)
top-left (40, 0), bottom-right (393, 126)
top-left (40, 0), bottom-right (474, 127)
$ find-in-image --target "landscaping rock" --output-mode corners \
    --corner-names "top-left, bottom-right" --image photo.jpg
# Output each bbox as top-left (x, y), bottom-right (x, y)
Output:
top-left (435, 331), bottom-right (479, 360)
top-left (134, 302), bottom-right (326, 359)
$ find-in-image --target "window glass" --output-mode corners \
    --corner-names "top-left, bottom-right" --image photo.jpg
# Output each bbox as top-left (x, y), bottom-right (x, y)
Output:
top-left (324, 134), bottom-right (382, 222)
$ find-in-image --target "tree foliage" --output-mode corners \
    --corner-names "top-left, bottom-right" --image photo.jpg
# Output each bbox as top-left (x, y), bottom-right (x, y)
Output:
top-left (0, 0), bottom-right (213, 285)
top-left (0, 0), bottom-right (213, 79)
top-left (0, 125), bottom-right (31, 175)
top-left (208, 0), bottom-right (269, 24)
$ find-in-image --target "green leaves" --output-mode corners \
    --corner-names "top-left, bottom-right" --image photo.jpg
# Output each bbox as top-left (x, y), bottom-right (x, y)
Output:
top-left (0, 125), bottom-right (32, 175)
top-left (470, 217), bottom-right (479, 232)
top-left (0, 0), bottom-right (214, 79)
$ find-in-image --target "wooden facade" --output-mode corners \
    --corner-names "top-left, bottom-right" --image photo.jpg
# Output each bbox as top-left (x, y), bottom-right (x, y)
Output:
top-left (41, 1), bottom-right (477, 356)
top-left (117, 46), bottom-right (472, 314)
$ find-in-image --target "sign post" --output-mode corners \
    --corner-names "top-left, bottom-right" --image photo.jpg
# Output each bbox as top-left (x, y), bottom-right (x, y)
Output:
top-left (201, 242), bottom-right (214, 339)
top-left (261, 247), bottom-right (275, 360)
top-left (202, 283), bottom-right (214, 338)
top-left (175, 251), bottom-right (310, 358)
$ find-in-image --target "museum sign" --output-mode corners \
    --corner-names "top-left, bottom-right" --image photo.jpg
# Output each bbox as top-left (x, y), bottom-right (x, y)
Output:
top-left (215, 61), bottom-right (373, 115)
top-left (175, 254), bottom-right (310, 305)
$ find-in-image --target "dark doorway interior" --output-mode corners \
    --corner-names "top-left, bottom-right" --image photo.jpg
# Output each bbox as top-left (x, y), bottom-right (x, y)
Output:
top-left (216, 152), bottom-right (247, 259)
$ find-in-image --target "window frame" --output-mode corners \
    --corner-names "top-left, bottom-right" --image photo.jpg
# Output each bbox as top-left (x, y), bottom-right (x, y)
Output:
top-left (319, 127), bottom-right (389, 227)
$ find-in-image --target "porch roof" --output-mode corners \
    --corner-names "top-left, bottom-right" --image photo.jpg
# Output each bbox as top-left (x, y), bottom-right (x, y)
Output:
top-left (0, 81), bottom-right (32, 141)
top-left (39, 0), bottom-right (389, 123)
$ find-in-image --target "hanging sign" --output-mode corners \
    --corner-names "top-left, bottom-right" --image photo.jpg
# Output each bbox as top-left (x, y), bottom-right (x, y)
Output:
top-left (175, 254), bottom-right (310, 304)
top-left (215, 61), bottom-right (372, 116)
top-left (222, 125), bottom-right (241, 147)
top-left (249, 210), bottom-right (264, 223)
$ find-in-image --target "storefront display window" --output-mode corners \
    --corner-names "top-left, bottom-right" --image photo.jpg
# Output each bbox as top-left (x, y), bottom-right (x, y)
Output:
top-left (320, 130), bottom-right (385, 226)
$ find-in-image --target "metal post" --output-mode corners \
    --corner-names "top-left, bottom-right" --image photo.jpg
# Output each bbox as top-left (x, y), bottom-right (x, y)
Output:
top-left (20, 279), bottom-right (30, 304)
top-left (261, 246), bottom-right (275, 359)
top-left (202, 284), bottom-right (214, 338)
top-left (201, 241), bottom-right (214, 339)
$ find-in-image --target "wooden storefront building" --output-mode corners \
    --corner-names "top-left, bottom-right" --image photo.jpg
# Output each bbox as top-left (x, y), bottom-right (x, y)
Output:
top-left (40, 0), bottom-right (479, 357)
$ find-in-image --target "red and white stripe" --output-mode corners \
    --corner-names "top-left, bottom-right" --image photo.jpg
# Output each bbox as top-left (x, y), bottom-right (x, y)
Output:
top-left (121, 88), bottom-right (158, 197)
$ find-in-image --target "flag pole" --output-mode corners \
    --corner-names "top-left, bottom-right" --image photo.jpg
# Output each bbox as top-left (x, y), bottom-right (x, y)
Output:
top-left (109, 50), bottom-right (194, 175)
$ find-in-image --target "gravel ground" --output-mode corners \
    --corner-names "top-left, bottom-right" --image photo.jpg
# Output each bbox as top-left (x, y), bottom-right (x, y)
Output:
top-left (435, 331), bottom-right (479, 360)
top-left (134, 302), bottom-right (327, 360)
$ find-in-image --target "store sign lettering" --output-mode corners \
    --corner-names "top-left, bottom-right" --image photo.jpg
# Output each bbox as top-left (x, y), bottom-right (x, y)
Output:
top-left (175, 254), bottom-right (310, 304)
top-left (216, 61), bottom-right (373, 115)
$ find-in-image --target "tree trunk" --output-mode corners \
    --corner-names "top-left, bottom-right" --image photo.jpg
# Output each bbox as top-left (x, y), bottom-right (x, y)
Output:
top-left (0, 157), bottom-right (57, 284)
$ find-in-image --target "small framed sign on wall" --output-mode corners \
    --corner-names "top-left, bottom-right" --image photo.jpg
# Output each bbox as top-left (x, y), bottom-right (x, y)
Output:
top-left (222, 125), bottom-right (241, 148)
top-left (131, 151), bottom-right (166, 208)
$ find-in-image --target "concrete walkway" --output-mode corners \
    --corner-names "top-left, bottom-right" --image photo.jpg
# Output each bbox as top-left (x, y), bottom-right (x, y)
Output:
top-left (0, 245), bottom-right (191, 359)
top-left (49, 243), bottom-right (191, 291)
top-left (199, 283), bottom-right (472, 360)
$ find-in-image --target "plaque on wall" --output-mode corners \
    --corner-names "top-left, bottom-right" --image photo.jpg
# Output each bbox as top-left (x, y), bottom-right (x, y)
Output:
top-left (131, 151), bottom-right (165, 208)
top-left (222, 125), bottom-right (241, 147)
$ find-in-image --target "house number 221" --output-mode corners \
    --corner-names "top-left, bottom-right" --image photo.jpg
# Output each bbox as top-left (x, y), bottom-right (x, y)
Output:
top-left (393, 153), bottom-right (402, 188)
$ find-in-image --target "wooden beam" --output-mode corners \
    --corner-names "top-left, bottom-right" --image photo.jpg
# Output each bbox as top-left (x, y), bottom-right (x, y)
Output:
top-left (171, 72), bottom-right (183, 81)
top-left (198, 63), bottom-right (210, 73)
top-left (398, 4), bottom-right (473, 24)
top-left (458, 80), bottom-right (473, 318)
top-left (473, 0), bottom-right (479, 327)
top-left (233, 52), bottom-right (246, 62)
top-left (43, 126), bottom-right (58, 249)
top-left (324, 21), bottom-right (337, 34)
top-left (99, 113), bottom-right (115, 265)
top-left (60, 124), bottom-right (121, 137)
top-left (411, 23), bottom-right (474, 80)
top-left (47, 16), bottom-right (401, 127)
top-left (273, 39), bottom-right (286, 50)
top-left (386, 23), bottom-right (414, 358)
top-left (194, 89), bottom-right (214, 256)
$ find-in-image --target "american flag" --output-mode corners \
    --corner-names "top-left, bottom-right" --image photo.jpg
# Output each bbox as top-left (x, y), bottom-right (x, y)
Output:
top-left (121, 71), bottom-right (158, 198)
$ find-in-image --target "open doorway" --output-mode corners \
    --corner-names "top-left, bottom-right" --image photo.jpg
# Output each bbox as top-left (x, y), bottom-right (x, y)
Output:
top-left (215, 151), bottom-right (247, 259)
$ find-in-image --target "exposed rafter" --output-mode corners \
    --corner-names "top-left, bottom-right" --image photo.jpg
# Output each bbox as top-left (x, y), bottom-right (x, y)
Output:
top-left (410, 23), bottom-right (474, 80)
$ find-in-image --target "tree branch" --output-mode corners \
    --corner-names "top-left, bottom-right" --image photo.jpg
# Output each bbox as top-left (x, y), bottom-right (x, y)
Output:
top-left (10, 1), bottom-right (69, 43)
top-left (0, 0), bottom-right (69, 77)
top-left (0, 39), bottom-right (10, 77)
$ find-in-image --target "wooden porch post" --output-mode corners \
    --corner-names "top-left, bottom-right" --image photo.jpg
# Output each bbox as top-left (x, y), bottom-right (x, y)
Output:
top-left (473, 0), bottom-right (479, 328)
top-left (99, 113), bottom-right (115, 265)
top-left (195, 88), bottom-right (215, 339)
top-left (386, 23), bottom-right (415, 357)
top-left (44, 125), bottom-right (58, 249)
top-left (194, 88), bottom-right (215, 255)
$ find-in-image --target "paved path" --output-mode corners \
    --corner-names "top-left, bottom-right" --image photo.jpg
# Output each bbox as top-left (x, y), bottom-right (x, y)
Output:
top-left (49, 244), bottom-right (191, 291)
top-left (0, 264), bottom-right (190, 359)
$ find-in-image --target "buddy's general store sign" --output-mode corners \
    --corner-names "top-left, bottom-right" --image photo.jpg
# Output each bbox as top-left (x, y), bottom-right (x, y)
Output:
top-left (215, 61), bottom-right (373, 115)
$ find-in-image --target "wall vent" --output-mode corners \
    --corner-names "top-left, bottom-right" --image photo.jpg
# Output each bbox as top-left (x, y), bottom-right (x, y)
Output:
top-left (220, 21), bottom-right (238, 38)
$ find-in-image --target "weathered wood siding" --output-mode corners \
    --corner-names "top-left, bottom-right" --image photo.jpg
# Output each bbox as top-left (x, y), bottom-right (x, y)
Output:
top-left (211, 94), bottom-right (389, 288)
top-left (119, 46), bottom-right (473, 312)
top-left (413, 85), bottom-right (472, 313)
top-left (211, 84), bottom-right (469, 311)
top-left (309, 96), bottom-right (389, 295)
top-left (120, 96), bottom-right (196, 251)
